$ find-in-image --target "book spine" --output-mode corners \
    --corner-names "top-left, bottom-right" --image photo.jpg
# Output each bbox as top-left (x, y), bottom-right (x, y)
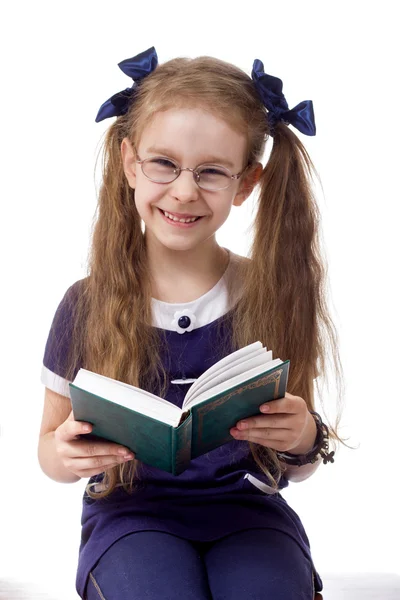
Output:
top-left (171, 411), bottom-right (193, 475)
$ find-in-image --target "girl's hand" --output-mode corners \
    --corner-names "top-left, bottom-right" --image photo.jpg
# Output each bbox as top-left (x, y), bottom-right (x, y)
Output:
top-left (230, 392), bottom-right (317, 454)
top-left (54, 411), bottom-right (135, 478)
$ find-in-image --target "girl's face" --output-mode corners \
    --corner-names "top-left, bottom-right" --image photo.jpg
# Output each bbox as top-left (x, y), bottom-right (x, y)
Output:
top-left (121, 107), bottom-right (262, 254)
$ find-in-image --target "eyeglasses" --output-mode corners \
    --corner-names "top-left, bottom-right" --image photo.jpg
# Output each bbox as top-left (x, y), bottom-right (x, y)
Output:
top-left (135, 152), bottom-right (249, 192)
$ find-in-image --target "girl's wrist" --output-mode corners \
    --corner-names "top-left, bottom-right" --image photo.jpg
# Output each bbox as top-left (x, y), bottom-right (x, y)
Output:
top-left (287, 411), bottom-right (317, 455)
top-left (276, 411), bottom-right (335, 467)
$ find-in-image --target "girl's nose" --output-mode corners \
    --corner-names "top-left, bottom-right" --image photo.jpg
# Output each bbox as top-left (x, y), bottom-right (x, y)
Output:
top-left (170, 169), bottom-right (200, 202)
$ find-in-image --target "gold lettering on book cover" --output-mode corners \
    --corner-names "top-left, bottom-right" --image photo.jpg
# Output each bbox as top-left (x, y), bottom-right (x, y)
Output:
top-left (197, 370), bottom-right (283, 444)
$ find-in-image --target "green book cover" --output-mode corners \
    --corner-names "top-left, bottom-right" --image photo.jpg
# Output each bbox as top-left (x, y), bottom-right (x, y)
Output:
top-left (69, 358), bottom-right (289, 476)
top-left (190, 360), bottom-right (289, 459)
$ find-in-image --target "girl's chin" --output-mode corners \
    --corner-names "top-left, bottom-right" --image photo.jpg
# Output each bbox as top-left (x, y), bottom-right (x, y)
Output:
top-left (145, 231), bottom-right (212, 253)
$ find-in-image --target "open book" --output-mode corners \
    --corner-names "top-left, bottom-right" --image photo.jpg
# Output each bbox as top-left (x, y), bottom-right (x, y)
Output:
top-left (70, 341), bottom-right (290, 475)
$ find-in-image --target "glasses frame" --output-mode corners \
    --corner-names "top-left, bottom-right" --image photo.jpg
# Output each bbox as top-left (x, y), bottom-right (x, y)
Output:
top-left (134, 150), bottom-right (250, 191)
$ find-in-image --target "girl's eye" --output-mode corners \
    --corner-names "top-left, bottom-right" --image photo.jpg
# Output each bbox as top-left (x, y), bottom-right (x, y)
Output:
top-left (200, 167), bottom-right (228, 176)
top-left (143, 158), bottom-right (178, 182)
top-left (151, 158), bottom-right (176, 168)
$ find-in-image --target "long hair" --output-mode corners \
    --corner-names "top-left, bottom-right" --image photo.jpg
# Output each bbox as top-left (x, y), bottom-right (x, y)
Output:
top-left (61, 54), bottom-right (345, 498)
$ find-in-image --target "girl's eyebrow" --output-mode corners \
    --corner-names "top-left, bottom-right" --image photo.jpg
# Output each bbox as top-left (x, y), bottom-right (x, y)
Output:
top-left (145, 145), bottom-right (235, 169)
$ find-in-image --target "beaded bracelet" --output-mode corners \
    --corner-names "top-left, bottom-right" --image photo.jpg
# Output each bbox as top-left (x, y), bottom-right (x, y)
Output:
top-left (275, 410), bottom-right (335, 467)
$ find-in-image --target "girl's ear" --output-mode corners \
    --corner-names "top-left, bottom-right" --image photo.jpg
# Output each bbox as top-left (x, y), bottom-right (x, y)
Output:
top-left (233, 162), bottom-right (263, 207)
top-left (121, 137), bottom-right (137, 189)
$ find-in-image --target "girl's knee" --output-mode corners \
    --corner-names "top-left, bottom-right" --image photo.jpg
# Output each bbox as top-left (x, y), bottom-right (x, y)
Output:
top-left (204, 529), bottom-right (314, 600)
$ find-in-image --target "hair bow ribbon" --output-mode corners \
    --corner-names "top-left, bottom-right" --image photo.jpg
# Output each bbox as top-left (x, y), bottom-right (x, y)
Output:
top-left (95, 47), bottom-right (158, 123)
top-left (251, 59), bottom-right (316, 136)
top-left (95, 49), bottom-right (316, 138)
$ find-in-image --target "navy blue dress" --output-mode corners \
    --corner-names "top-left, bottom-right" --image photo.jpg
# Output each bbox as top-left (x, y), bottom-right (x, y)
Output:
top-left (41, 251), bottom-right (323, 597)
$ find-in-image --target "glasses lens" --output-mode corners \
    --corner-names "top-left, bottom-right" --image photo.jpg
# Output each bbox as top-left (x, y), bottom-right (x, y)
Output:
top-left (197, 165), bottom-right (232, 190)
top-left (142, 158), bottom-right (178, 182)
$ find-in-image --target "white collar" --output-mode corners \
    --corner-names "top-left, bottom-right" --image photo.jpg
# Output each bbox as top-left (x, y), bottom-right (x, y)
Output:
top-left (151, 249), bottom-right (242, 333)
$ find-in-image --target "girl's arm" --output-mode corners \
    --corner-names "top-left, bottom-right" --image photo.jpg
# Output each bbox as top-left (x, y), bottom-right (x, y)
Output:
top-left (38, 388), bottom-right (82, 483)
top-left (38, 388), bottom-right (134, 483)
top-left (279, 455), bottom-right (323, 483)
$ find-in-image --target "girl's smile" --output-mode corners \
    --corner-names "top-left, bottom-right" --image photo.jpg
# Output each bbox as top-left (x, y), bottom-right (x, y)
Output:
top-left (158, 207), bottom-right (205, 227)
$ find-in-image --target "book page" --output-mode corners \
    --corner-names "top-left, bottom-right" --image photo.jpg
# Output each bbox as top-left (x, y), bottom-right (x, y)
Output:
top-left (183, 346), bottom-right (266, 405)
top-left (184, 349), bottom-right (272, 409)
top-left (72, 369), bottom-right (181, 426)
top-left (78, 370), bottom-right (171, 403)
top-left (186, 358), bottom-right (283, 408)
top-left (183, 341), bottom-right (263, 405)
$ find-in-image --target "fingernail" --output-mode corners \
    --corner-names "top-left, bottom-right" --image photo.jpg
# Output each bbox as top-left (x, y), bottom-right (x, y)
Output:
top-left (82, 425), bottom-right (91, 432)
top-left (238, 421), bottom-right (248, 429)
top-left (260, 405), bottom-right (270, 412)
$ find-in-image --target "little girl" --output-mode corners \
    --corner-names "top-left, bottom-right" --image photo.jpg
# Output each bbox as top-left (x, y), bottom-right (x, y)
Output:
top-left (38, 46), bottom-right (343, 600)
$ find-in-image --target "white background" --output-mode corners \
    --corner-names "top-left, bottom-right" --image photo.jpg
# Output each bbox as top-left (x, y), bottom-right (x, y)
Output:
top-left (1, 1), bottom-right (399, 598)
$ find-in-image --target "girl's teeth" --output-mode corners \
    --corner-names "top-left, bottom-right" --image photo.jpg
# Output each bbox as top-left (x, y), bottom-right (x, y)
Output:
top-left (163, 210), bottom-right (199, 223)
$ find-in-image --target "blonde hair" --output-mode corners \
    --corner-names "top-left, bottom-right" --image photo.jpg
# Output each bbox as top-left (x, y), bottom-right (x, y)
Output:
top-left (59, 53), bottom-right (346, 498)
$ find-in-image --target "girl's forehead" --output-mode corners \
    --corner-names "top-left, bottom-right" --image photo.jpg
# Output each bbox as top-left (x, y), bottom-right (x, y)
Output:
top-left (137, 107), bottom-right (247, 160)
top-left (142, 106), bottom-right (240, 132)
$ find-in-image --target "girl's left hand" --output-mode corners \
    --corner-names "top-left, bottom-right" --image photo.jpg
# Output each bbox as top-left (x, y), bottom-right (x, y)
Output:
top-left (230, 392), bottom-right (316, 454)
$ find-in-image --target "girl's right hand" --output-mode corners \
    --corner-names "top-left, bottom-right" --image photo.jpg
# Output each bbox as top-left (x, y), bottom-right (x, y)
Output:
top-left (54, 411), bottom-right (135, 478)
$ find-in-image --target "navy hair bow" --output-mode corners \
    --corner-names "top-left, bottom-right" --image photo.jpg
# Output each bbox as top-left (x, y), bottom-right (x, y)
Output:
top-left (251, 59), bottom-right (316, 136)
top-left (95, 49), bottom-right (316, 137)
top-left (95, 47), bottom-right (158, 123)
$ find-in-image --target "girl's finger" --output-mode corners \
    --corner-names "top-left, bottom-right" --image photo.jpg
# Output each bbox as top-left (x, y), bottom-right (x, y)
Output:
top-left (65, 454), bottom-right (134, 474)
top-left (260, 394), bottom-right (304, 414)
top-left (66, 440), bottom-right (134, 459)
top-left (235, 414), bottom-right (291, 430)
top-left (231, 426), bottom-right (290, 438)
top-left (56, 419), bottom-right (93, 442)
top-left (231, 426), bottom-right (293, 444)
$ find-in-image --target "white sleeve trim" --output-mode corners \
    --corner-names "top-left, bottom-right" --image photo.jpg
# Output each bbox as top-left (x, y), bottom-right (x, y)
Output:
top-left (244, 473), bottom-right (276, 495)
top-left (41, 365), bottom-right (71, 398)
